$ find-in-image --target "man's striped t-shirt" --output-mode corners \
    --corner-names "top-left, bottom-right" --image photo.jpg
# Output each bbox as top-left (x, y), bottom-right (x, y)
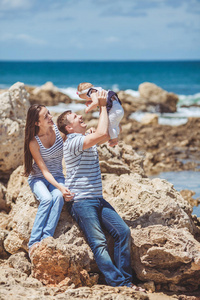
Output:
top-left (63, 133), bottom-right (103, 200)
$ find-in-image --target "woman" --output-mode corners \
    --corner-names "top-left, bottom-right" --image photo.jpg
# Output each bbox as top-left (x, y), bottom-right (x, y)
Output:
top-left (24, 104), bottom-right (73, 258)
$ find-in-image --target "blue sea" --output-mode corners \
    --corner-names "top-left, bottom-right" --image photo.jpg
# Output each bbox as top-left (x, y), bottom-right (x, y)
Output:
top-left (0, 60), bottom-right (200, 216)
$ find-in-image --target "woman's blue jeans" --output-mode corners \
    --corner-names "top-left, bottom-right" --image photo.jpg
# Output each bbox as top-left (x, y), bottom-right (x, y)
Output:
top-left (28, 176), bottom-right (65, 248)
top-left (69, 197), bottom-right (132, 287)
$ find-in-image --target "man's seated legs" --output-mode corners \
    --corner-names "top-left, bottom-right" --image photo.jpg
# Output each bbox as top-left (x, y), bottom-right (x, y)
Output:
top-left (69, 198), bottom-right (132, 287)
top-left (99, 198), bottom-right (132, 283)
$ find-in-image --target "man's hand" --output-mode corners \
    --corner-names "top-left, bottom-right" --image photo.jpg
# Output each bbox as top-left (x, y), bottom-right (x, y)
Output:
top-left (98, 90), bottom-right (107, 107)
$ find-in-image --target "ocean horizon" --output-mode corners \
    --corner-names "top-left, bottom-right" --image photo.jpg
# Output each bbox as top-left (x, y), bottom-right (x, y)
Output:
top-left (1, 60), bottom-right (200, 95)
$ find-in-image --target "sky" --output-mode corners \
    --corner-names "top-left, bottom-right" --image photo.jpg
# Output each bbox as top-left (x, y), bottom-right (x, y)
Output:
top-left (0, 0), bottom-right (200, 61)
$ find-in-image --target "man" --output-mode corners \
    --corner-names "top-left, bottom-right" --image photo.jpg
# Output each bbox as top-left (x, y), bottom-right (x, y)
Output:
top-left (57, 91), bottom-right (145, 292)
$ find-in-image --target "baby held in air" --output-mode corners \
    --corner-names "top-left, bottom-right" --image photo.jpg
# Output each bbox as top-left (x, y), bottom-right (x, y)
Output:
top-left (77, 82), bottom-right (124, 147)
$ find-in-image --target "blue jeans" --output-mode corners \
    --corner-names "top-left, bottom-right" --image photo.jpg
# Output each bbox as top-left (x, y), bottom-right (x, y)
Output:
top-left (69, 197), bottom-right (132, 287)
top-left (28, 176), bottom-right (65, 248)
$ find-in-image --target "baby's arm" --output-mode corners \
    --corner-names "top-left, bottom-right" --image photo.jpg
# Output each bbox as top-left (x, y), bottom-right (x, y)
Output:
top-left (85, 92), bottom-right (99, 113)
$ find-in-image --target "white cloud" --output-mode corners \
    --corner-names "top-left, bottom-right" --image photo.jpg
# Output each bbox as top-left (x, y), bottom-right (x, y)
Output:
top-left (0, 33), bottom-right (47, 45)
top-left (0, 0), bottom-right (32, 10)
top-left (104, 36), bottom-right (120, 43)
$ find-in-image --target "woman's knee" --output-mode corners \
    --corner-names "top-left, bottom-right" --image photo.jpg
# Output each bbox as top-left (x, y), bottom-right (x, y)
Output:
top-left (53, 191), bottom-right (64, 206)
top-left (39, 195), bottom-right (53, 207)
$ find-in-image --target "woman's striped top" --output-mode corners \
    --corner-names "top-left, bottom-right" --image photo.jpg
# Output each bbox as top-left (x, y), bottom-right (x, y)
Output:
top-left (63, 133), bottom-right (103, 201)
top-left (28, 124), bottom-right (64, 181)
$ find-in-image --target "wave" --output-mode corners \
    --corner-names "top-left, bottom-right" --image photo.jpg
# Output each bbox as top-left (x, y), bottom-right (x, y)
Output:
top-left (130, 106), bottom-right (200, 126)
top-left (1, 82), bottom-right (200, 108)
top-left (178, 93), bottom-right (200, 106)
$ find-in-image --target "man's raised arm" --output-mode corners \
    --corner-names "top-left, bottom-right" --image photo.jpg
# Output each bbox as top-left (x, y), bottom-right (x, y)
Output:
top-left (83, 90), bottom-right (109, 150)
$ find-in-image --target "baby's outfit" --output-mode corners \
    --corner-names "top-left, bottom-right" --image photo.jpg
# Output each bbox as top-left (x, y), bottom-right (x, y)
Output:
top-left (87, 87), bottom-right (124, 140)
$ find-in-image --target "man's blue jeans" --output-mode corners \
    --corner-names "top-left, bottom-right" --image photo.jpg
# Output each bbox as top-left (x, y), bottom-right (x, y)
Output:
top-left (69, 197), bottom-right (132, 287)
top-left (28, 176), bottom-right (65, 248)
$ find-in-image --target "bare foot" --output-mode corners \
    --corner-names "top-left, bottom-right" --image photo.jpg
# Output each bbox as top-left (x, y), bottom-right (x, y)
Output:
top-left (130, 284), bottom-right (146, 293)
top-left (28, 242), bottom-right (40, 259)
top-left (108, 139), bottom-right (118, 147)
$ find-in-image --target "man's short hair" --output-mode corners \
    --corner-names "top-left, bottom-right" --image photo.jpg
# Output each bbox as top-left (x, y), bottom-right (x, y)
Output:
top-left (57, 110), bottom-right (72, 135)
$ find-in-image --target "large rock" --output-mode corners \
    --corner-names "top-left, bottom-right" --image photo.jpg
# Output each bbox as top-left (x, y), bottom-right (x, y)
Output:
top-left (3, 164), bottom-right (200, 291)
top-left (25, 81), bottom-right (72, 106)
top-left (98, 142), bottom-right (146, 177)
top-left (117, 91), bottom-right (148, 118)
top-left (5, 165), bottom-right (26, 208)
top-left (0, 229), bottom-right (9, 258)
top-left (0, 82), bottom-right (30, 181)
top-left (139, 82), bottom-right (178, 113)
top-left (121, 117), bottom-right (200, 175)
top-left (103, 174), bottom-right (200, 291)
top-left (4, 183), bottom-right (37, 254)
top-left (0, 182), bottom-right (8, 212)
top-left (0, 262), bottom-right (148, 300)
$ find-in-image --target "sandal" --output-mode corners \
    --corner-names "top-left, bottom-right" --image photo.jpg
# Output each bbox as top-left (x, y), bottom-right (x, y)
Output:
top-left (130, 284), bottom-right (147, 293)
top-left (28, 242), bottom-right (40, 259)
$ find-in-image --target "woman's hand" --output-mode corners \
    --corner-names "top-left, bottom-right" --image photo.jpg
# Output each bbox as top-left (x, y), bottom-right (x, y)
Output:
top-left (86, 127), bottom-right (96, 134)
top-left (59, 185), bottom-right (74, 202)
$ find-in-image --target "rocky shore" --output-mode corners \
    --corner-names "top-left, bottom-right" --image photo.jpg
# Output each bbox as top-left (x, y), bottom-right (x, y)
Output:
top-left (0, 82), bottom-right (200, 299)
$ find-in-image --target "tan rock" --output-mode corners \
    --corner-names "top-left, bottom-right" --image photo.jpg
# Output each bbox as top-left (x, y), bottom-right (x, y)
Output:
top-left (98, 142), bottom-right (146, 177)
top-left (33, 81), bottom-right (59, 94)
top-left (0, 82), bottom-right (30, 181)
top-left (139, 82), bottom-right (178, 113)
top-left (7, 251), bottom-right (31, 275)
top-left (0, 229), bottom-right (9, 258)
top-left (140, 113), bottom-right (158, 125)
top-left (103, 174), bottom-right (200, 290)
top-left (31, 237), bottom-right (98, 287)
top-left (0, 182), bottom-right (9, 212)
top-left (4, 183), bottom-right (37, 254)
top-left (0, 211), bottom-right (10, 230)
top-left (0, 263), bottom-right (148, 300)
top-left (4, 165), bottom-right (200, 291)
top-left (25, 82), bottom-right (72, 106)
top-left (6, 165), bottom-right (26, 208)
top-left (180, 189), bottom-right (200, 208)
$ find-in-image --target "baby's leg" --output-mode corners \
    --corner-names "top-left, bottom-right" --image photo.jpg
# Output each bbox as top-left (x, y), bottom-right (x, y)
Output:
top-left (108, 138), bottom-right (118, 147)
top-left (108, 101), bottom-right (124, 146)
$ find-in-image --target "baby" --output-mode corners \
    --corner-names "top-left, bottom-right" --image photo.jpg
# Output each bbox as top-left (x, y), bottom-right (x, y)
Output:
top-left (77, 82), bottom-right (124, 147)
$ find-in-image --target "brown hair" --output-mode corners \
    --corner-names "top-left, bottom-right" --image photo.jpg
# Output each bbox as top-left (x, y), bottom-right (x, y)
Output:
top-left (77, 82), bottom-right (93, 92)
top-left (57, 110), bottom-right (72, 135)
top-left (23, 104), bottom-right (45, 177)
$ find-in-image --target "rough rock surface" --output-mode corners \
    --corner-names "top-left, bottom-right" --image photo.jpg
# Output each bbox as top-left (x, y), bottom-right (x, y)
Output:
top-left (0, 182), bottom-right (8, 212)
top-left (121, 117), bottom-right (200, 175)
top-left (103, 174), bottom-right (200, 291)
top-left (98, 142), bottom-right (146, 177)
top-left (2, 163), bottom-right (200, 292)
top-left (0, 229), bottom-right (9, 258)
top-left (138, 82), bottom-right (179, 113)
top-left (25, 82), bottom-right (72, 106)
top-left (0, 262), bottom-right (148, 300)
top-left (140, 113), bottom-right (158, 126)
top-left (0, 82), bottom-right (30, 181)
top-left (5, 165), bottom-right (26, 209)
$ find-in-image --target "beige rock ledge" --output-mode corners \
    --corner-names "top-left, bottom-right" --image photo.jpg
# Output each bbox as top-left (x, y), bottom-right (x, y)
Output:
top-left (0, 82), bottom-right (30, 181)
top-left (2, 167), bottom-right (200, 292)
